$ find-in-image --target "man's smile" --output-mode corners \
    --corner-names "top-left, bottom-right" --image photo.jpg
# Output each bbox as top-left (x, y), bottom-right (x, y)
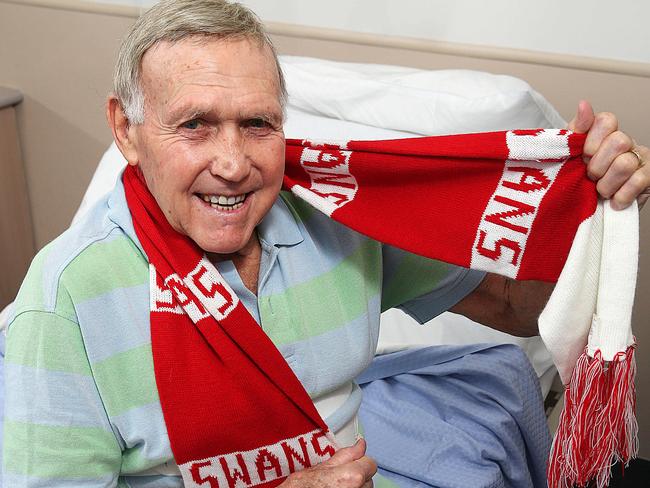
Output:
top-left (195, 192), bottom-right (249, 211)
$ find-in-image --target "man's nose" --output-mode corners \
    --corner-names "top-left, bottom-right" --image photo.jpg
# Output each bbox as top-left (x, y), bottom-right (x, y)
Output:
top-left (208, 126), bottom-right (251, 182)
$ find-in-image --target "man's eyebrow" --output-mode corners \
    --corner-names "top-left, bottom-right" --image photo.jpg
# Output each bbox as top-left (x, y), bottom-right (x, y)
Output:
top-left (242, 110), bottom-right (283, 125)
top-left (166, 106), bottom-right (210, 124)
top-left (166, 105), bottom-right (284, 125)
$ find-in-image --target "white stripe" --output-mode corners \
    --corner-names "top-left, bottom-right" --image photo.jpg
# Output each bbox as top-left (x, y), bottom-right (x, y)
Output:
top-left (149, 264), bottom-right (183, 315)
top-left (180, 429), bottom-right (337, 487)
top-left (150, 258), bottom-right (239, 322)
top-left (296, 146), bottom-right (358, 214)
top-left (185, 257), bottom-right (239, 320)
top-left (506, 129), bottom-right (570, 160)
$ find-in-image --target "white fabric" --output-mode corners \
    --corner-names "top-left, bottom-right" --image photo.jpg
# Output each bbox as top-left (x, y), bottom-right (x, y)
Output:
top-left (281, 56), bottom-right (566, 135)
top-left (3, 57), bottom-right (568, 395)
top-left (540, 200), bottom-right (637, 382)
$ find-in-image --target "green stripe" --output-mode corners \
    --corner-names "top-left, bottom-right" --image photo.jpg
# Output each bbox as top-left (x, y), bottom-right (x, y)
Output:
top-left (5, 312), bottom-right (91, 375)
top-left (260, 239), bottom-right (381, 345)
top-left (54, 281), bottom-right (77, 322)
top-left (381, 253), bottom-right (449, 311)
top-left (61, 236), bottom-right (147, 302)
top-left (3, 420), bottom-right (120, 478)
top-left (92, 344), bottom-right (158, 416)
top-left (373, 474), bottom-right (401, 488)
top-left (280, 191), bottom-right (316, 222)
top-left (121, 447), bottom-right (168, 474)
top-left (13, 243), bottom-right (53, 312)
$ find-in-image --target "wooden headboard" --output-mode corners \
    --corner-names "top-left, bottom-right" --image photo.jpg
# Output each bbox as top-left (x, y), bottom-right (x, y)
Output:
top-left (1, 0), bottom-right (649, 458)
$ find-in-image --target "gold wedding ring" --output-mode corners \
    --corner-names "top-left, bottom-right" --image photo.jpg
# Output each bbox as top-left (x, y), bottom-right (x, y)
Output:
top-left (630, 147), bottom-right (645, 169)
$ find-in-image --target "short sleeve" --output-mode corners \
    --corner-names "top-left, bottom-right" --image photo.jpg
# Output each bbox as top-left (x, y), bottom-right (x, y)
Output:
top-left (3, 310), bottom-right (122, 487)
top-left (381, 244), bottom-right (485, 324)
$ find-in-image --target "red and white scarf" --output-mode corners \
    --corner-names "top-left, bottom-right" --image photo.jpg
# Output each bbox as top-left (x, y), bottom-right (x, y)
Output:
top-left (124, 128), bottom-right (637, 488)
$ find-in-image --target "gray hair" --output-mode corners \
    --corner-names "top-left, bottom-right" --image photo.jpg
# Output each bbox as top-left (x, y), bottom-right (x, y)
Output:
top-left (113, 0), bottom-right (287, 124)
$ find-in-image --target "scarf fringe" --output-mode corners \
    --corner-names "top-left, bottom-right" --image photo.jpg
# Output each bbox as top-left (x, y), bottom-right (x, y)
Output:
top-left (548, 345), bottom-right (638, 488)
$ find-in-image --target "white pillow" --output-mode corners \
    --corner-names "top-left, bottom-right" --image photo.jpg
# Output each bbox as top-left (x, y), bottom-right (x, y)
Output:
top-left (281, 55), bottom-right (565, 135)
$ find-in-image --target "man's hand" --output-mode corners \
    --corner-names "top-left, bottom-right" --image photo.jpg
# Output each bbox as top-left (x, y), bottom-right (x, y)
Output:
top-left (281, 438), bottom-right (377, 487)
top-left (568, 100), bottom-right (650, 210)
top-left (452, 101), bottom-right (649, 335)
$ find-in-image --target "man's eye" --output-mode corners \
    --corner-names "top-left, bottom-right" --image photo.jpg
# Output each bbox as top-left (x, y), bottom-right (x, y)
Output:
top-left (246, 118), bottom-right (270, 129)
top-left (181, 119), bottom-right (202, 130)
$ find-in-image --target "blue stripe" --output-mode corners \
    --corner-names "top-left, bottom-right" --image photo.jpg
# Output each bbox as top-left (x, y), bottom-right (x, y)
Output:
top-left (121, 475), bottom-right (183, 487)
top-left (259, 211), bottom-right (371, 295)
top-left (113, 402), bottom-right (173, 463)
top-left (284, 293), bottom-right (380, 398)
top-left (2, 473), bottom-right (118, 487)
top-left (5, 363), bottom-right (112, 430)
top-left (75, 284), bottom-right (150, 363)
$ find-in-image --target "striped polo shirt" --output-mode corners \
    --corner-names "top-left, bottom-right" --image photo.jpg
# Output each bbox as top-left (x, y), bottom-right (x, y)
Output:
top-left (3, 176), bottom-right (483, 487)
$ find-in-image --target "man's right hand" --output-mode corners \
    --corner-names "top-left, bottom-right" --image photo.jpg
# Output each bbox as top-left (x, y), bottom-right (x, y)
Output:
top-left (281, 438), bottom-right (377, 487)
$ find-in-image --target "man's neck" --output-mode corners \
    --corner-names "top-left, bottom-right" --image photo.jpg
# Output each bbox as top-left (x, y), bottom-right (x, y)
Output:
top-left (208, 233), bottom-right (262, 295)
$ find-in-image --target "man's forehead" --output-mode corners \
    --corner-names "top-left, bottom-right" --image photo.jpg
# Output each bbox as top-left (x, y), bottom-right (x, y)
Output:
top-left (139, 37), bottom-right (281, 109)
top-left (141, 37), bottom-right (277, 87)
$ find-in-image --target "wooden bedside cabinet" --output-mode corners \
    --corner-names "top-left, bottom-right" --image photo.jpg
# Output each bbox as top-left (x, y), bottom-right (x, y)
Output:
top-left (0, 87), bottom-right (35, 309)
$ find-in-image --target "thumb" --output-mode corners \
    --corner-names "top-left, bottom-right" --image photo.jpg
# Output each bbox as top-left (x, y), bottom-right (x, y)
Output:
top-left (323, 438), bottom-right (367, 467)
top-left (567, 100), bottom-right (595, 134)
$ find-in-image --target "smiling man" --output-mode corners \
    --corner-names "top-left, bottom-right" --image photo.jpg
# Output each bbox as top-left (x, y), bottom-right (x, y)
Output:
top-left (3, 1), bottom-right (649, 487)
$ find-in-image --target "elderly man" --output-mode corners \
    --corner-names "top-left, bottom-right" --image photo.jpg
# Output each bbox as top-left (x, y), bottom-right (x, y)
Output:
top-left (3, 0), bottom-right (649, 487)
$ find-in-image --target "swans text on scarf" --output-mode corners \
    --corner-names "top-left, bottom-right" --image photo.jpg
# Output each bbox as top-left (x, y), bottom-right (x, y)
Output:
top-left (180, 429), bottom-right (336, 488)
top-left (470, 129), bottom-right (569, 278)
top-left (296, 140), bottom-right (358, 216)
top-left (150, 257), bottom-right (239, 322)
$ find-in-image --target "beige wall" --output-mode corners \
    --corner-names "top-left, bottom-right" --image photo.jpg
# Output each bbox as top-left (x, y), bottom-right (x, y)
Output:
top-left (1, 0), bottom-right (649, 459)
top-left (0, 1), bottom-right (133, 249)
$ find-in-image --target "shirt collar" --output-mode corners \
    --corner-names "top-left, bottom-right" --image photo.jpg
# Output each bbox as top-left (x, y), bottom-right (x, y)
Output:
top-left (108, 170), bottom-right (144, 255)
top-left (257, 194), bottom-right (304, 248)
top-left (108, 174), bottom-right (303, 253)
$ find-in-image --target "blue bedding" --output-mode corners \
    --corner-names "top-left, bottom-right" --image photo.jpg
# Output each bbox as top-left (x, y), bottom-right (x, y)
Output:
top-left (358, 344), bottom-right (551, 488)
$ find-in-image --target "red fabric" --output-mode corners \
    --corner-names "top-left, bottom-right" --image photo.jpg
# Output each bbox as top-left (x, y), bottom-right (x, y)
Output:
top-left (124, 167), bottom-right (334, 487)
top-left (284, 129), bottom-right (595, 281)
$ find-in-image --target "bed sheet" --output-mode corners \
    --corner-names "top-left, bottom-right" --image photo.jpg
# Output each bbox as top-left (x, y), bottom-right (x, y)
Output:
top-left (358, 344), bottom-right (551, 488)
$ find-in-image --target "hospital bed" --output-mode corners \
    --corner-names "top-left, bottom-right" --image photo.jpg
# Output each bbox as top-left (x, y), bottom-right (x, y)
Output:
top-left (0, 55), bottom-right (565, 486)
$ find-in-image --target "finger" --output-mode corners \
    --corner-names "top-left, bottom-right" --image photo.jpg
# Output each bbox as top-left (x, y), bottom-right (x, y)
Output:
top-left (310, 455), bottom-right (376, 488)
top-left (593, 152), bottom-right (638, 198)
top-left (567, 100), bottom-right (595, 134)
top-left (586, 130), bottom-right (633, 181)
top-left (582, 112), bottom-right (618, 159)
top-left (323, 438), bottom-right (367, 467)
top-left (610, 154), bottom-right (650, 210)
top-left (341, 455), bottom-right (378, 486)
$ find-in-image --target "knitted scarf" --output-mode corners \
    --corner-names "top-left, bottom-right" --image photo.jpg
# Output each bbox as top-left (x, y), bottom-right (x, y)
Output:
top-left (123, 128), bottom-right (637, 488)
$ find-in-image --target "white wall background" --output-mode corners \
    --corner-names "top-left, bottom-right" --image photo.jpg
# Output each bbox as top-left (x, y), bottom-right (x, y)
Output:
top-left (96, 0), bottom-right (650, 64)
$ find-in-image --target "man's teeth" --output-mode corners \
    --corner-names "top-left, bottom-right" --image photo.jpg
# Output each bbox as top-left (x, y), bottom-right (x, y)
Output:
top-left (200, 194), bottom-right (246, 210)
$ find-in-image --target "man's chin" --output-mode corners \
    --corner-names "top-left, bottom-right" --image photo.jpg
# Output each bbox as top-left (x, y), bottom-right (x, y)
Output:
top-left (193, 232), bottom-right (256, 259)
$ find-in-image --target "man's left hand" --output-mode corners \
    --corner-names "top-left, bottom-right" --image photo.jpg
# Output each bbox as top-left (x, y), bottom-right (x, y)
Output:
top-left (567, 100), bottom-right (650, 210)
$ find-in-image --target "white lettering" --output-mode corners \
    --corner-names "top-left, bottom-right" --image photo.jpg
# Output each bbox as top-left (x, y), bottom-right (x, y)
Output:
top-left (180, 429), bottom-right (337, 488)
top-left (471, 160), bottom-right (563, 278)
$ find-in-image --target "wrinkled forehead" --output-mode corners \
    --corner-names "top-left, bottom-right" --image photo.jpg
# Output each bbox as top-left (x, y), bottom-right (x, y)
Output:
top-left (139, 36), bottom-right (282, 106)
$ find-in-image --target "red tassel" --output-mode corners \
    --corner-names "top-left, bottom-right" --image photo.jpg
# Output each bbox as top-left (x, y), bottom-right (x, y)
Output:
top-left (548, 345), bottom-right (638, 488)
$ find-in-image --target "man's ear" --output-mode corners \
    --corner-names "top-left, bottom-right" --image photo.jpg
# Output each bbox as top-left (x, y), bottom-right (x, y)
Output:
top-left (106, 95), bottom-right (140, 167)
